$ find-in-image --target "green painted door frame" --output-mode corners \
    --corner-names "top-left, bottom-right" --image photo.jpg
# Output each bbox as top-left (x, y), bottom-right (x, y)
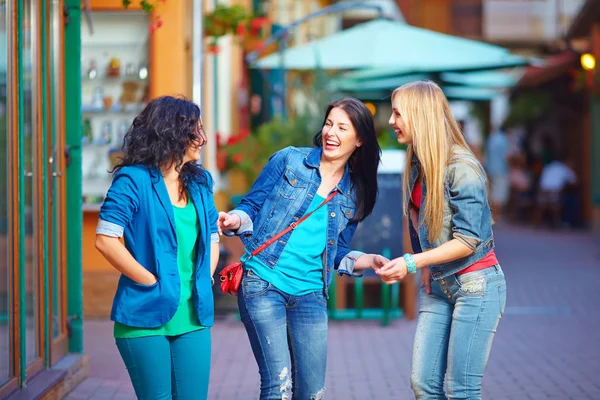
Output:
top-left (64, 0), bottom-right (83, 354)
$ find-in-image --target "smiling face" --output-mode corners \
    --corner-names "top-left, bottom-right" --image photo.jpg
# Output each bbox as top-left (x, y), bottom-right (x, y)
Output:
top-left (388, 100), bottom-right (413, 146)
top-left (321, 107), bottom-right (363, 163)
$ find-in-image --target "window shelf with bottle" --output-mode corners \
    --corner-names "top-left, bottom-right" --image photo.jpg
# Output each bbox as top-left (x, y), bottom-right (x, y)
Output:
top-left (81, 10), bottom-right (151, 211)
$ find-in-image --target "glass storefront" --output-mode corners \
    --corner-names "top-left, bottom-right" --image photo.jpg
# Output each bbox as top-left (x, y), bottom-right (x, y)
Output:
top-left (0, 0), bottom-right (84, 397)
top-left (0, 0), bottom-right (10, 388)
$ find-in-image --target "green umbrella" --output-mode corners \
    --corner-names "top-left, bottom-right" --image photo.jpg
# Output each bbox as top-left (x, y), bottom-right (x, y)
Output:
top-left (252, 19), bottom-right (527, 72)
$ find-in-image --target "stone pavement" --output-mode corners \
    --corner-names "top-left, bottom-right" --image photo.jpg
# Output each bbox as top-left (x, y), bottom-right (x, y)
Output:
top-left (67, 225), bottom-right (600, 399)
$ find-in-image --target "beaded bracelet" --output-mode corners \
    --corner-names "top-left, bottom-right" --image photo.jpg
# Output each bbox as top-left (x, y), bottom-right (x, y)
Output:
top-left (403, 253), bottom-right (417, 275)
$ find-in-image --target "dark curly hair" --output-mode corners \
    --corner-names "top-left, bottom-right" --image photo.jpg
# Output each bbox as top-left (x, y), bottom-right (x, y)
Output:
top-left (111, 96), bottom-right (208, 199)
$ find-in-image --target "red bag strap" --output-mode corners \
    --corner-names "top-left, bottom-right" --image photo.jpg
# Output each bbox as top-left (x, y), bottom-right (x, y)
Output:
top-left (249, 190), bottom-right (338, 257)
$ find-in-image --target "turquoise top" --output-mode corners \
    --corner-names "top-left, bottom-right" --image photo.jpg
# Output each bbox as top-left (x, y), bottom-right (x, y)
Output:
top-left (244, 194), bottom-right (327, 296)
top-left (114, 199), bottom-right (205, 338)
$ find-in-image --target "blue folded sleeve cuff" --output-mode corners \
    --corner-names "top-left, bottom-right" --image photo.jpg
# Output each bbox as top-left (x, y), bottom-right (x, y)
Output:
top-left (222, 210), bottom-right (254, 237)
top-left (96, 218), bottom-right (124, 238)
top-left (337, 250), bottom-right (366, 277)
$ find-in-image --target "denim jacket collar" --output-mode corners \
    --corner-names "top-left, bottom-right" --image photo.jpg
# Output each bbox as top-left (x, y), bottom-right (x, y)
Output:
top-left (305, 147), bottom-right (352, 197)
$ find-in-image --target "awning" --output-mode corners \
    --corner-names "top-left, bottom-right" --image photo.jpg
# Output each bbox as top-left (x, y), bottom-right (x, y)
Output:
top-left (517, 51), bottom-right (578, 88)
top-left (252, 19), bottom-right (528, 72)
top-left (329, 70), bottom-right (518, 97)
top-left (567, 0), bottom-right (600, 38)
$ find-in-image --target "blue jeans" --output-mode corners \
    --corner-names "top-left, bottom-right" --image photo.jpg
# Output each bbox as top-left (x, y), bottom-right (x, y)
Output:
top-left (411, 265), bottom-right (507, 400)
top-left (115, 329), bottom-right (211, 400)
top-left (238, 270), bottom-right (328, 400)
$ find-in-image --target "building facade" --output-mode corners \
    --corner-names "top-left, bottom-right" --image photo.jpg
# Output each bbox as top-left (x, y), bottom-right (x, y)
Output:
top-left (0, 0), bottom-right (87, 398)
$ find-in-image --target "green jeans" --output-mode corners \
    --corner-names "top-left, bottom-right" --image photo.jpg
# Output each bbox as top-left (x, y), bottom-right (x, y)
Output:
top-left (116, 328), bottom-right (211, 400)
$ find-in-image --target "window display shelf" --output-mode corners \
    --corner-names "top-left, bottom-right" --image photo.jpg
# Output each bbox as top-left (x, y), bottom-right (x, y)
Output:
top-left (81, 10), bottom-right (150, 208)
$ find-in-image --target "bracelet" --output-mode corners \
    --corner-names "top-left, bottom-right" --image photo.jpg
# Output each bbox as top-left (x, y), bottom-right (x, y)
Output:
top-left (403, 253), bottom-right (417, 274)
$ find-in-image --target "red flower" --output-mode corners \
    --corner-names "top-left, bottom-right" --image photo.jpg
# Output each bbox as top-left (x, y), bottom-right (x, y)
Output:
top-left (250, 17), bottom-right (268, 30)
top-left (155, 16), bottom-right (163, 28)
top-left (232, 153), bottom-right (244, 164)
top-left (239, 127), bottom-right (250, 138)
top-left (207, 44), bottom-right (220, 54)
top-left (236, 24), bottom-right (247, 37)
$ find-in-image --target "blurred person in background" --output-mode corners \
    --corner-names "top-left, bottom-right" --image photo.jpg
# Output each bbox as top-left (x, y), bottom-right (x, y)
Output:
top-left (376, 81), bottom-right (506, 400)
top-left (218, 98), bottom-right (388, 400)
top-left (485, 124), bottom-right (511, 220)
top-left (535, 153), bottom-right (578, 228)
top-left (95, 96), bottom-right (219, 400)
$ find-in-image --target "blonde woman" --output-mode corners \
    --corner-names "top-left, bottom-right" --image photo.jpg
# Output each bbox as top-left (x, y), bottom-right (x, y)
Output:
top-left (376, 81), bottom-right (506, 400)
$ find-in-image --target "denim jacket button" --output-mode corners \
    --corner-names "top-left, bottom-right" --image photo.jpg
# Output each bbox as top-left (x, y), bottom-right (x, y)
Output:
top-left (330, 212), bottom-right (336, 217)
top-left (329, 240), bottom-right (334, 245)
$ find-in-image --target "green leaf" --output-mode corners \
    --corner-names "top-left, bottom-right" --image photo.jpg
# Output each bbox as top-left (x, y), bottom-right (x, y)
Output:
top-left (122, 0), bottom-right (132, 9)
top-left (140, 0), bottom-right (154, 13)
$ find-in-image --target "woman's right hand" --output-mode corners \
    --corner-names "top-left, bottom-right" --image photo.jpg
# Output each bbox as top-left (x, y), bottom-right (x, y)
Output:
top-left (217, 212), bottom-right (241, 234)
top-left (138, 271), bottom-right (158, 286)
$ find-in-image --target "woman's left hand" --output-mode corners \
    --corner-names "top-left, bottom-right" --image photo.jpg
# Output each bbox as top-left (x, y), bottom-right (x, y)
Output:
top-left (375, 257), bottom-right (409, 284)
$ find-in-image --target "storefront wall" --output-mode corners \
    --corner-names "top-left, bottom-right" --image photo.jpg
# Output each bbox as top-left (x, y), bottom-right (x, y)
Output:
top-left (80, 0), bottom-right (199, 317)
top-left (0, 0), bottom-right (86, 398)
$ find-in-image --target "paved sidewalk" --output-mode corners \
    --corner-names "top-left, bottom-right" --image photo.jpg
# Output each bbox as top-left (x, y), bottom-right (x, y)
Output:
top-left (68, 225), bottom-right (600, 399)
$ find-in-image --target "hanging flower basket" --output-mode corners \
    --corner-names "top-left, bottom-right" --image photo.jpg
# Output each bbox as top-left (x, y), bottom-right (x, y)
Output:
top-left (203, 4), bottom-right (271, 54)
top-left (122, 0), bottom-right (166, 32)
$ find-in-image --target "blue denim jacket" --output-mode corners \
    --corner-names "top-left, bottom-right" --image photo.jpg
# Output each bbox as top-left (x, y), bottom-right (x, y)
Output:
top-left (224, 147), bottom-right (365, 297)
top-left (96, 165), bottom-right (220, 328)
top-left (407, 146), bottom-right (495, 280)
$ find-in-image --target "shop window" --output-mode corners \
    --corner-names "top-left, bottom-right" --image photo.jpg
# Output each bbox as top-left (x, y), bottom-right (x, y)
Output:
top-left (80, 11), bottom-right (150, 211)
top-left (0, 0), bottom-right (11, 386)
top-left (22, 0), bottom-right (40, 368)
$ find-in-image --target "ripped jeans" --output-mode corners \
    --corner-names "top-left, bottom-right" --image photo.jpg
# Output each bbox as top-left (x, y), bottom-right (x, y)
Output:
top-left (238, 270), bottom-right (327, 400)
top-left (411, 265), bottom-right (507, 400)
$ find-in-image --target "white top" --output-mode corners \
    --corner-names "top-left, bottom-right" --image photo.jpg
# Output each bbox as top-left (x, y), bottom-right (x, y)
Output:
top-left (539, 161), bottom-right (576, 192)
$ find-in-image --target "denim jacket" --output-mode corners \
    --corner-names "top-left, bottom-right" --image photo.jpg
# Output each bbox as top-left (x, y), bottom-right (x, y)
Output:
top-left (224, 146), bottom-right (365, 297)
top-left (407, 146), bottom-right (495, 280)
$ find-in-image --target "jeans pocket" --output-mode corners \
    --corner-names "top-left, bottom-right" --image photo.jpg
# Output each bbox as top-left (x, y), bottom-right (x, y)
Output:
top-left (456, 270), bottom-right (487, 297)
top-left (311, 291), bottom-right (328, 307)
top-left (243, 272), bottom-right (270, 298)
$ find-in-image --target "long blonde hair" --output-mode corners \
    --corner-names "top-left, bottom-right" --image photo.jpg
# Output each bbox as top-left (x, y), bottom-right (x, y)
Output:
top-left (392, 81), bottom-right (480, 243)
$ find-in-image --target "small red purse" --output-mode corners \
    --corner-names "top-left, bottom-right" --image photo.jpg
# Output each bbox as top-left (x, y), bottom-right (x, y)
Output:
top-left (219, 191), bottom-right (338, 296)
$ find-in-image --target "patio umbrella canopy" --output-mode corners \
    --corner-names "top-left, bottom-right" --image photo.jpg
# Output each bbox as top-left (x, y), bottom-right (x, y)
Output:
top-left (252, 19), bottom-right (527, 72)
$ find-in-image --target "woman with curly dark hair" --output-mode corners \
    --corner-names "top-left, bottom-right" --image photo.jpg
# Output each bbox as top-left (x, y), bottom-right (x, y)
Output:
top-left (95, 96), bottom-right (219, 399)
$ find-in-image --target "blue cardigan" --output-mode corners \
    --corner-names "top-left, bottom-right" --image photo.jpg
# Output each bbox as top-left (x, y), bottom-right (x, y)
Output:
top-left (96, 165), bottom-right (219, 328)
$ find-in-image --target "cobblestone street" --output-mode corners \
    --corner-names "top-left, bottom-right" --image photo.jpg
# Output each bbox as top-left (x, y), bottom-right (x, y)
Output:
top-left (68, 225), bottom-right (600, 399)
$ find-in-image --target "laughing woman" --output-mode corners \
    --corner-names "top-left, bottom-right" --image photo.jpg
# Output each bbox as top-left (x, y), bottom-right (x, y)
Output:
top-left (95, 96), bottom-right (219, 400)
top-left (218, 98), bottom-right (388, 400)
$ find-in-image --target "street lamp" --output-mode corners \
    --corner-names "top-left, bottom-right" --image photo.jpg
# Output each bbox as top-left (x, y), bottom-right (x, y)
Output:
top-left (581, 53), bottom-right (596, 71)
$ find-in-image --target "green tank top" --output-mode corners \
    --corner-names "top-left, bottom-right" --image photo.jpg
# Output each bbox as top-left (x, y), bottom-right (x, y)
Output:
top-left (114, 199), bottom-right (205, 338)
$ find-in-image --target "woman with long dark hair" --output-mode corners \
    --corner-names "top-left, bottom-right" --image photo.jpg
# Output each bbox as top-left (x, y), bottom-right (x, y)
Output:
top-left (218, 98), bottom-right (386, 399)
top-left (95, 96), bottom-right (219, 399)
